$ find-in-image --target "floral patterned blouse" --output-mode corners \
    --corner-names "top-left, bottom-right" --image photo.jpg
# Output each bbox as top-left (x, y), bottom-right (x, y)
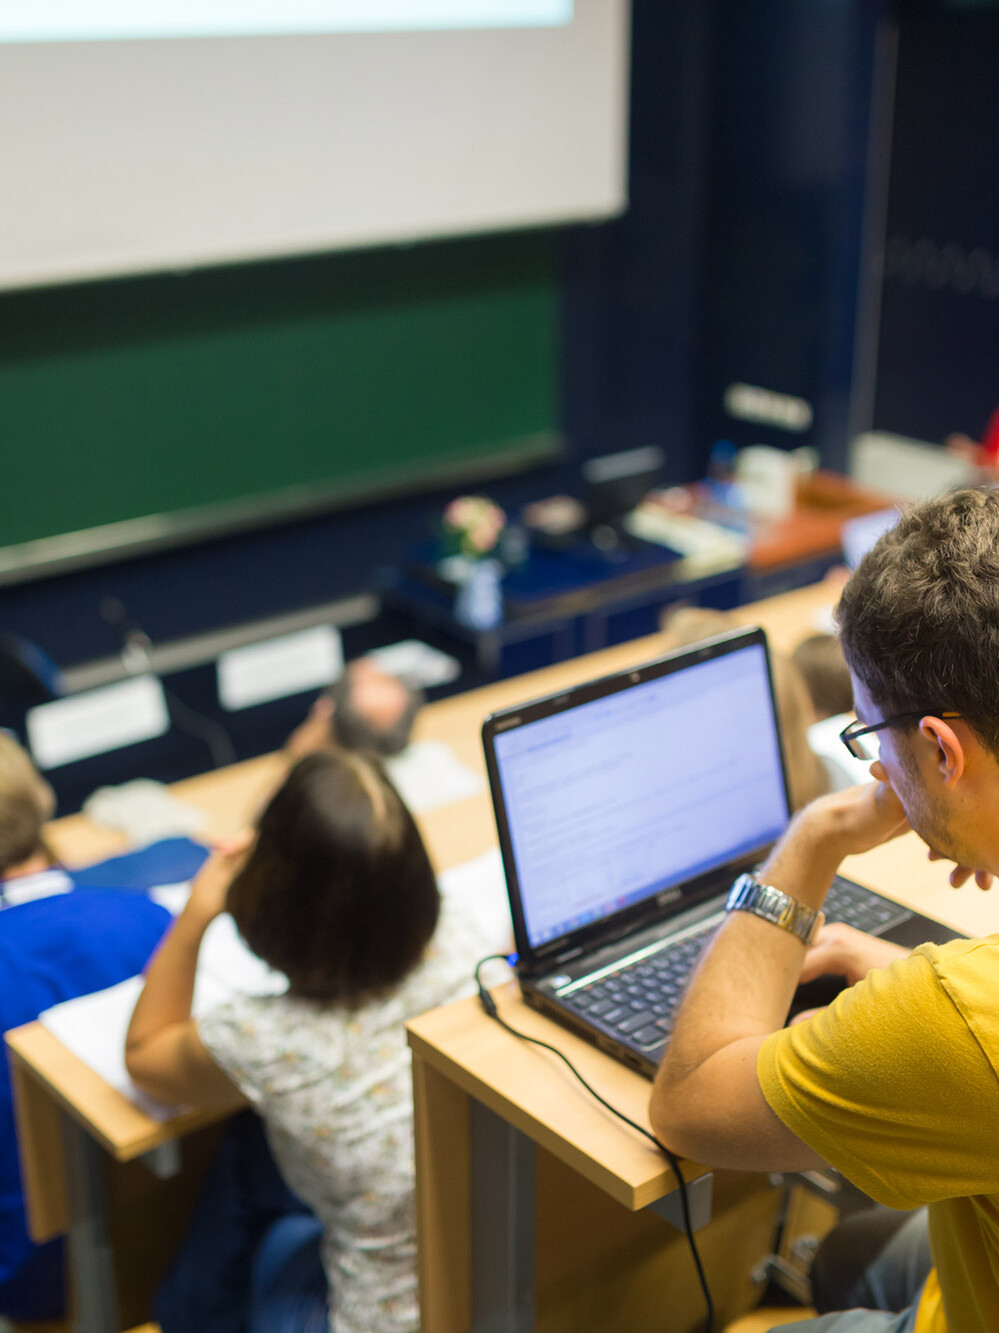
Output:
top-left (198, 898), bottom-right (493, 1333)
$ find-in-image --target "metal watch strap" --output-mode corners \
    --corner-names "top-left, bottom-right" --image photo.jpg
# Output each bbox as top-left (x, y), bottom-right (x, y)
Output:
top-left (725, 872), bottom-right (824, 946)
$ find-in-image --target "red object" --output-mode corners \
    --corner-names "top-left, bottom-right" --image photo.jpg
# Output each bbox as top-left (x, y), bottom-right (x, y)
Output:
top-left (980, 407), bottom-right (999, 465)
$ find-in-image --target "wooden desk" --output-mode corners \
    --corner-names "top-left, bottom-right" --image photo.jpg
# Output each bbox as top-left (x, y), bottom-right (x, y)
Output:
top-left (407, 848), bottom-right (999, 1333)
top-left (746, 469), bottom-right (890, 575)
top-left (407, 985), bottom-right (767, 1333)
top-left (13, 577), bottom-right (996, 1332)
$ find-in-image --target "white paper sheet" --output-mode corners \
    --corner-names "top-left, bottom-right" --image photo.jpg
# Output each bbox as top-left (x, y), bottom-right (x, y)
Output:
top-left (385, 739), bottom-right (483, 813)
top-left (366, 638), bottom-right (461, 688)
top-left (39, 973), bottom-right (235, 1119)
top-left (39, 909), bottom-right (288, 1118)
top-left (217, 625), bottom-right (343, 711)
top-left (438, 846), bottom-right (513, 958)
top-left (811, 603), bottom-right (838, 636)
top-left (83, 779), bottom-right (208, 843)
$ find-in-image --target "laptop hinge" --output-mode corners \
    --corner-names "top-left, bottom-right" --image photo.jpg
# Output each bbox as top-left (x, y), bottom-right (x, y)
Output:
top-left (535, 892), bottom-right (729, 974)
top-left (548, 945), bottom-right (583, 965)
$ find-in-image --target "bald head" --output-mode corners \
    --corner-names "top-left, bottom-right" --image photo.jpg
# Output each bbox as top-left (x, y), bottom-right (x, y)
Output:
top-left (329, 659), bottom-right (421, 758)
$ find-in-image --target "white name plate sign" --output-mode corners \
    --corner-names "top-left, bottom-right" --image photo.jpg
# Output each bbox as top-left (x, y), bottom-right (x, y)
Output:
top-left (217, 625), bottom-right (343, 711)
top-left (27, 675), bottom-right (171, 770)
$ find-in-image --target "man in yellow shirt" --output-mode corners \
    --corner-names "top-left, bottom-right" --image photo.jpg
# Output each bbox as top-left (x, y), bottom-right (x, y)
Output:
top-left (650, 486), bottom-right (999, 1333)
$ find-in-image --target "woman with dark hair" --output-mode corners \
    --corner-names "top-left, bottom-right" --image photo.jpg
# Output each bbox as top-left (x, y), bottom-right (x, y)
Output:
top-left (126, 749), bottom-right (489, 1332)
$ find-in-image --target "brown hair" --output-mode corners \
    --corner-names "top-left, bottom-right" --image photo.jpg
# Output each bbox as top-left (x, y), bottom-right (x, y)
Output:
top-left (227, 750), bottom-right (439, 1004)
top-left (0, 733), bottom-right (55, 877)
top-left (659, 606), bottom-right (829, 811)
top-left (837, 487), bottom-right (999, 756)
top-left (792, 633), bottom-right (854, 720)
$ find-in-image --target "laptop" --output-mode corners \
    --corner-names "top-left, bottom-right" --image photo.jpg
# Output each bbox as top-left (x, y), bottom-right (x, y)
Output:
top-left (482, 626), bottom-right (960, 1077)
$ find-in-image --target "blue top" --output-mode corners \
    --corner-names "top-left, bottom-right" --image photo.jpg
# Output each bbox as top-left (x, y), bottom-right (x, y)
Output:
top-left (0, 888), bottom-right (172, 1289)
top-left (70, 835), bottom-right (209, 891)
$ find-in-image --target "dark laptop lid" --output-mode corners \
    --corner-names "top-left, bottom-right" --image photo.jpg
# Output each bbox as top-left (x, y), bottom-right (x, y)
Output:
top-left (482, 627), bottom-right (791, 969)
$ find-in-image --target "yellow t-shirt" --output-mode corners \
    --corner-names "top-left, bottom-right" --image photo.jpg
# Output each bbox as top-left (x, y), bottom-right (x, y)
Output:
top-left (758, 937), bottom-right (999, 1333)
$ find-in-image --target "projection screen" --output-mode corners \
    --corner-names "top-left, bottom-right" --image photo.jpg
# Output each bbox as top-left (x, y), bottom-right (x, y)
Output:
top-left (0, 0), bottom-right (631, 289)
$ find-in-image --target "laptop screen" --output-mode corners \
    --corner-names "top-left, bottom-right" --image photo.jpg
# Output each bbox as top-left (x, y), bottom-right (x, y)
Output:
top-left (489, 637), bottom-right (788, 950)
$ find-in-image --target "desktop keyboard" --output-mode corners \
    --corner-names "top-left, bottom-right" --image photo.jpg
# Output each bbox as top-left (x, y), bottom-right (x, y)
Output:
top-left (562, 878), bottom-right (909, 1052)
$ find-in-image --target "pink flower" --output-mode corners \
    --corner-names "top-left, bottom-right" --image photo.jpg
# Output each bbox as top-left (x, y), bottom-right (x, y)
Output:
top-left (443, 494), bottom-right (506, 556)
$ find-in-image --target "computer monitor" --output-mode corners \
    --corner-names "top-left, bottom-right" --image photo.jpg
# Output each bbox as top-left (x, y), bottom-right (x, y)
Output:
top-left (581, 445), bottom-right (665, 548)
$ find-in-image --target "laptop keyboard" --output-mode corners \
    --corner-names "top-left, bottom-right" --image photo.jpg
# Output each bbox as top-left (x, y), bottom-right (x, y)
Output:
top-left (561, 878), bottom-right (910, 1053)
top-left (563, 922), bottom-right (718, 1051)
top-left (824, 876), bottom-right (910, 933)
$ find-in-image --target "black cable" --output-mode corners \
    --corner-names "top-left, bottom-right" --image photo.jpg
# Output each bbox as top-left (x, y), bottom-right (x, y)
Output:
top-left (99, 598), bottom-right (238, 769)
top-left (163, 686), bottom-right (238, 769)
top-left (474, 954), bottom-right (715, 1333)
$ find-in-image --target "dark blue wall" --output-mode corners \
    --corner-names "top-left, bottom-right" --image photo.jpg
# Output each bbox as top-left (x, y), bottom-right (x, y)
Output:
top-left (695, 0), bottom-right (883, 471)
top-left (873, 4), bottom-right (999, 443)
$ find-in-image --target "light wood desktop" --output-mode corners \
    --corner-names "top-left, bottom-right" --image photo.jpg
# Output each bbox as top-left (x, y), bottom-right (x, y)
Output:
top-left (8, 580), bottom-right (998, 1332)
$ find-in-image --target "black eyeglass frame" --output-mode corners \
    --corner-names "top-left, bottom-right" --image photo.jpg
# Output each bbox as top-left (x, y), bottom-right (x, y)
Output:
top-left (839, 711), bottom-right (961, 761)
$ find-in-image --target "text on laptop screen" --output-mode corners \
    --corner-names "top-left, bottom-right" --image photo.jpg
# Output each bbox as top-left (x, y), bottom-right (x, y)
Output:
top-left (492, 643), bottom-right (788, 947)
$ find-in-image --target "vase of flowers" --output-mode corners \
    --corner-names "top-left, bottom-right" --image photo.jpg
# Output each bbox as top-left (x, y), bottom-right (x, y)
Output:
top-left (442, 495), bottom-right (506, 560)
top-left (440, 495), bottom-right (506, 630)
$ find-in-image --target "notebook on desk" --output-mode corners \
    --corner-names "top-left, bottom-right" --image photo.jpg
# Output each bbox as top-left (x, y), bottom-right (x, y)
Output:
top-left (482, 626), bottom-right (960, 1078)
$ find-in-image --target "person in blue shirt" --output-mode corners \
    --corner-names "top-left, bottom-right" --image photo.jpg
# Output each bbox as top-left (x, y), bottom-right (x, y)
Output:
top-left (0, 733), bottom-right (180, 1319)
top-left (0, 890), bottom-right (172, 1319)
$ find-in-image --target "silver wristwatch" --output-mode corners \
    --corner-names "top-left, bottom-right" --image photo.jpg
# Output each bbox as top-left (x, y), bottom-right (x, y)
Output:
top-left (725, 872), bottom-right (825, 946)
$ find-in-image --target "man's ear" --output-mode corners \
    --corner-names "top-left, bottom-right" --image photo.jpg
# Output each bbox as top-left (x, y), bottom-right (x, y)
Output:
top-left (918, 716), bottom-right (965, 785)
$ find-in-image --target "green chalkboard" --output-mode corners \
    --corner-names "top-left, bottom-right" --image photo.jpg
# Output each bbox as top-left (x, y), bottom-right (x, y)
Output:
top-left (0, 232), bottom-right (560, 578)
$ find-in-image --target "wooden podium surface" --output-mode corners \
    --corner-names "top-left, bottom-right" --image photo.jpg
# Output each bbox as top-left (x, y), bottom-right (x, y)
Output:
top-left (10, 577), bottom-right (997, 1332)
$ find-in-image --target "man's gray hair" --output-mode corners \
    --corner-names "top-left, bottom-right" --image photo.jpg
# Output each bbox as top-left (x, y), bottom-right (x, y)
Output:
top-left (329, 672), bottom-right (422, 758)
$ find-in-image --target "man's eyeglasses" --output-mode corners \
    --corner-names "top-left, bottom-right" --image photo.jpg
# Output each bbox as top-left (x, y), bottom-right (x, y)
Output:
top-left (839, 711), bottom-right (961, 762)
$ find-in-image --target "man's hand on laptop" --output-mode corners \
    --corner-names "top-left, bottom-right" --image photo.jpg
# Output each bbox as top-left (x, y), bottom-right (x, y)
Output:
top-left (648, 782), bottom-right (912, 1172)
top-left (799, 922), bottom-right (909, 990)
top-left (789, 919), bottom-right (907, 1022)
